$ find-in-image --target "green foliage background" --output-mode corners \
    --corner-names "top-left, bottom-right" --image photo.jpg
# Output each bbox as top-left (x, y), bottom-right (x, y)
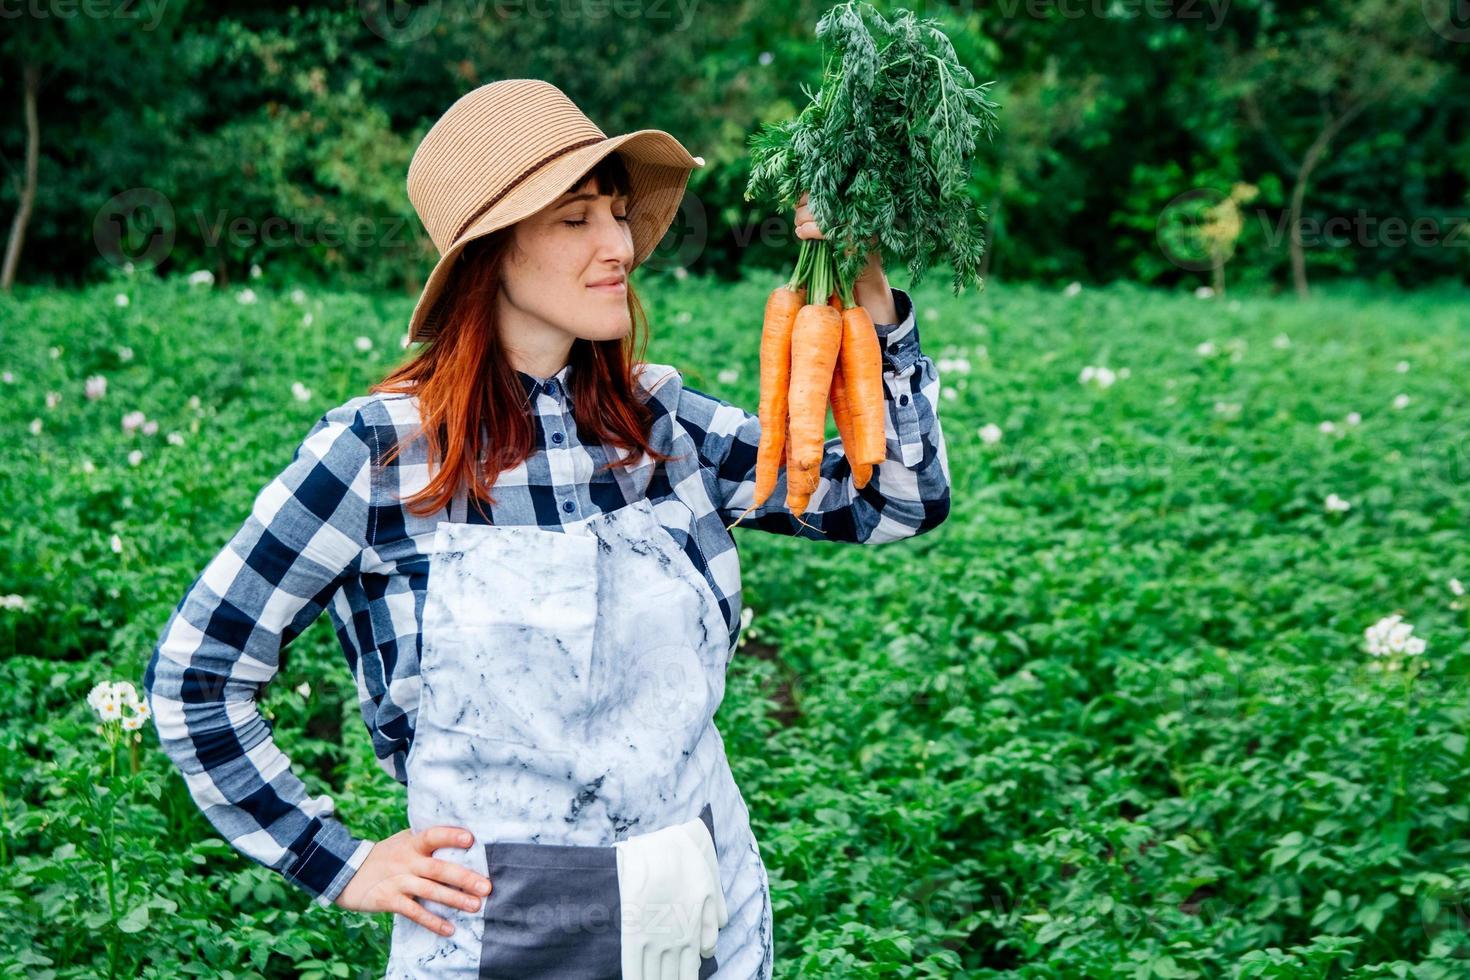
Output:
top-left (2, 270), bottom-right (1469, 976)
top-left (1, 0), bottom-right (1467, 295)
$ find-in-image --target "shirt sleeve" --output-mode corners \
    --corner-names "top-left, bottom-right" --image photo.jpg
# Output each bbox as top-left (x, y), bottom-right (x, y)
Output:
top-left (680, 286), bottom-right (952, 543)
top-left (143, 400), bottom-right (377, 907)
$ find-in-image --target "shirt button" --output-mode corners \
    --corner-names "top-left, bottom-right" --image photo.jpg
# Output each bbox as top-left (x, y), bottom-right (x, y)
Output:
top-left (899, 394), bottom-right (910, 406)
top-left (562, 500), bottom-right (575, 513)
top-left (551, 431), bottom-right (564, 444)
top-left (545, 380), bottom-right (558, 397)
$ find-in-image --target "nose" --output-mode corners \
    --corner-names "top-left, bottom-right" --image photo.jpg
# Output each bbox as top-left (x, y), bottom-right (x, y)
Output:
top-left (597, 212), bottom-right (635, 269)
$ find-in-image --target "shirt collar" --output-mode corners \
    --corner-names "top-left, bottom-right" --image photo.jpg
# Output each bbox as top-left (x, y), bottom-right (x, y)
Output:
top-left (515, 361), bottom-right (574, 406)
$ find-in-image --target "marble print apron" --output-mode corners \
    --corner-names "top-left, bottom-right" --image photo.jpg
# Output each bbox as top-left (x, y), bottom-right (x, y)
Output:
top-left (386, 496), bottom-right (773, 979)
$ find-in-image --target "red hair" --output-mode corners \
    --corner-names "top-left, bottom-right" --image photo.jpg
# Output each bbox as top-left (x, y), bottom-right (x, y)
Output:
top-left (371, 152), bottom-right (679, 520)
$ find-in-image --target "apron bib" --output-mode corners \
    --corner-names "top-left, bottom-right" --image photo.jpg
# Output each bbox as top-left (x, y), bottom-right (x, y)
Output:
top-left (386, 496), bottom-right (773, 979)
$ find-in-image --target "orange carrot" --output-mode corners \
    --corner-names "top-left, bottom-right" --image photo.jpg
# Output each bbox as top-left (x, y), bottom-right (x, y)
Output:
top-left (830, 358), bottom-right (873, 489)
top-left (785, 301), bottom-right (843, 517)
top-left (837, 304), bottom-right (885, 465)
top-left (751, 284), bottom-right (805, 509)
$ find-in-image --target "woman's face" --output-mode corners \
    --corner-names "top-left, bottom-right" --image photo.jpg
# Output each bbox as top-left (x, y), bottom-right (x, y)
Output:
top-left (494, 178), bottom-right (636, 377)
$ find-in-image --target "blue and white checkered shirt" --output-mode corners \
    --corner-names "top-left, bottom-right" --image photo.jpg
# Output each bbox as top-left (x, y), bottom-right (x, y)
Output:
top-left (144, 286), bottom-right (950, 907)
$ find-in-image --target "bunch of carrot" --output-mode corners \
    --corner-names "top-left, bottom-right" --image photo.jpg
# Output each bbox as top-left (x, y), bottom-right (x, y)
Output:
top-left (725, 236), bottom-right (885, 530)
top-left (729, 1), bottom-right (1000, 530)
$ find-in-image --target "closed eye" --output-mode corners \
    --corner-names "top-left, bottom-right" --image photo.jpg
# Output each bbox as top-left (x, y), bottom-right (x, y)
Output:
top-left (564, 215), bottom-right (631, 227)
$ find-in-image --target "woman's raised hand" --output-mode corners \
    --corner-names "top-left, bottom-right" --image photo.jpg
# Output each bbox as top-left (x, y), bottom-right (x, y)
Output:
top-left (333, 826), bottom-right (493, 937)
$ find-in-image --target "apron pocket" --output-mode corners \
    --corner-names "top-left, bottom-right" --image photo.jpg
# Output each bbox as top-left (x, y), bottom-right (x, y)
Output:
top-left (479, 839), bottom-right (623, 979)
top-left (422, 521), bottom-right (599, 750)
top-left (479, 804), bottom-right (721, 980)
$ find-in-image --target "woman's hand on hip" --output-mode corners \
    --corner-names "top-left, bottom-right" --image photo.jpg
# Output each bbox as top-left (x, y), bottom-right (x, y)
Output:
top-left (333, 826), bottom-right (493, 937)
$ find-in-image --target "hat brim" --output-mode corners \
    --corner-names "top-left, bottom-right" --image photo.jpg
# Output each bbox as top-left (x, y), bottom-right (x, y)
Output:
top-left (409, 130), bottom-right (702, 344)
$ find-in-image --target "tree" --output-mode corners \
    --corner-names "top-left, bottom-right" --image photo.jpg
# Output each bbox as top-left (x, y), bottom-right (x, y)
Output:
top-left (1224, 0), bottom-right (1447, 297)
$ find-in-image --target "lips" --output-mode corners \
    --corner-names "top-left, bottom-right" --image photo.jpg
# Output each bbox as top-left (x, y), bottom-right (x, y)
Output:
top-left (587, 277), bottom-right (627, 292)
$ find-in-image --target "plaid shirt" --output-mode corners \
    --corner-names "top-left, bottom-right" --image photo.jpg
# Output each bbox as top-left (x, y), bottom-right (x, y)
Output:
top-left (144, 286), bottom-right (950, 907)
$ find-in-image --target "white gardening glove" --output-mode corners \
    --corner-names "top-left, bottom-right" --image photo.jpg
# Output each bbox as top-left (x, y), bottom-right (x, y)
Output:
top-left (614, 816), bottom-right (727, 980)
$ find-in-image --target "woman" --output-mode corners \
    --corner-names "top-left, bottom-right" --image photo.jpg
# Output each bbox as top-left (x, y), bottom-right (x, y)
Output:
top-left (145, 80), bottom-right (950, 979)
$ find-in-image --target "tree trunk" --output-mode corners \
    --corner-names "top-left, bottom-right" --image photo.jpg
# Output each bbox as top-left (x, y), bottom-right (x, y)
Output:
top-left (1288, 101), bottom-right (1368, 299)
top-left (2, 62), bottom-right (41, 294)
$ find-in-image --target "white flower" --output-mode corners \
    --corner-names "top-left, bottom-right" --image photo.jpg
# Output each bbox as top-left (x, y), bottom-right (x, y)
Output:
top-left (81, 459), bottom-right (95, 473)
top-left (1079, 365), bottom-right (1117, 388)
top-left (673, 310), bottom-right (692, 325)
top-left (1395, 360), bottom-right (1409, 373)
top-left (113, 681), bottom-right (140, 708)
top-left (1195, 341), bottom-right (1216, 357)
top-left (717, 368), bottom-right (739, 384)
top-left (296, 681), bottom-right (311, 699)
top-left (1318, 420), bottom-right (1338, 435)
top-left (123, 261), bottom-right (134, 275)
top-left (941, 387), bottom-right (957, 401)
top-left (758, 50), bottom-right (773, 65)
top-left (1213, 401), bottom-right (1241, 418)
top-left (118, 346), bottom-right (134, 362)
top-left (302, 312), bottom-right (313, 327)
top-left (1272, 333), bottom-right (1291, 349)
top-left (354, 335), bottom-right (373, 352)
top-left (0, 594), bottom-right (30, 611)
top-left (672, 267), bottom-right (688, 280)
top-left (28, 418), bottom-right (42, 435)
top-left (87, 681), bottom-right (116, 713)
top-left (120, 714), bottom-right (146, 731)
top-left (1392, 394), bottom-right (1410, 410)
top-left (1194, 285), bottom-right (1214, 298)
top-left (141, 419), bottom-right (158, 436)
top-left (121, 410), bottom-right (147, 434)
top-left (46, 391), bottom-right (61, 409)
top-left (1, 371), bottom-right (12, 383)
top-left (110, 533), bottom-right (123, 554)
top-left (1079, 366), bottom-right (1094, 384)
top-left (86, 375), bottom-right (108, 400)
top-left (1364, 614), bottom-right (1427, 658)
top-left (87, 680), bottom-right (146, 725)
top-left (978, 422), bottom-right (1003, 444)
top-left (127, 449), bottom-right (143, 466)
top-left (188, 269), bottom-right (214, 286)
top-left (1063, 281), bottom-right (1082, 297)
top-left (1345, 412), bottom-right (1361, 426)
top-left (49, 346), bottom-right (61, 359)
top-left (115, 293), bottom-right (129, 307)
top-left (187, 395), bottom-right (202, 411)
top-left (166, 431), bottom-right (184, 446)
top-left (1324, 493), bottom-right (1351, 513)
top-left (291, 382), bottom-right (312, 402)
top-left (290, 288), bottom-right (307, 304)
top-left (237, 288), bottom-right (257, 305)
top-left (1449, 578), bottom-right (1464, 597)
top-left (250, 263), bottom-right (263, 280)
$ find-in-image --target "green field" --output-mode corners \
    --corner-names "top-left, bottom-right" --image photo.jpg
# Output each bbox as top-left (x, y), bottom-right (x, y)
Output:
top-left (2, 270), bottom-right (1468, 978)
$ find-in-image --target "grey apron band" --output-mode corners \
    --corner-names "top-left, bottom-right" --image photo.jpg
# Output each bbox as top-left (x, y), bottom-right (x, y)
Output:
top-left (478, 802), bottom-right (719, 979)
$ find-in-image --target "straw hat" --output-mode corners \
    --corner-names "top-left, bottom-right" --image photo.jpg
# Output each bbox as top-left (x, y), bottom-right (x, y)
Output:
top-left (405, 79), bottom-right (705, 343)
